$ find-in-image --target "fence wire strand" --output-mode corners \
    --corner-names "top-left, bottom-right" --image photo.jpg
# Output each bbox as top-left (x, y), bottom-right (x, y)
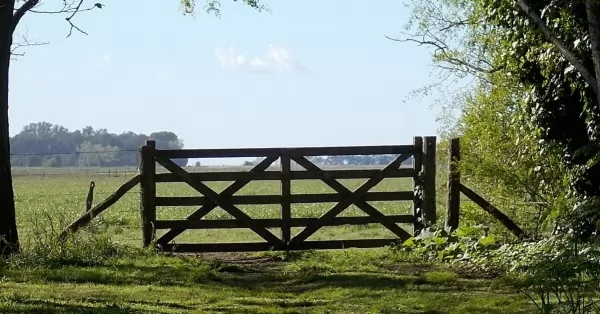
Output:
top-left (10, 149), bottom-right (138, 156)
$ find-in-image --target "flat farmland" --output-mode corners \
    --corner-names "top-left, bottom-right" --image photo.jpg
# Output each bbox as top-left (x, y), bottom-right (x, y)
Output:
top-left (0, 166), bottom-right (532, 313)
top-left (12, 165), bottom-right (416, 247)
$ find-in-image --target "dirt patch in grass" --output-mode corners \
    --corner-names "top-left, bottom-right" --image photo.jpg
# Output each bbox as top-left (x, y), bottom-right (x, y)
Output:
top-left (180, 252), bottom-right (287, 273)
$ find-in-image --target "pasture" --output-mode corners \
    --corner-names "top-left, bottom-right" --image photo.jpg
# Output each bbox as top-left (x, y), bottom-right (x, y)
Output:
top-left (0, 167), bottom-right (533, 313)
top-left (14, 166), bottom-right (420, 246)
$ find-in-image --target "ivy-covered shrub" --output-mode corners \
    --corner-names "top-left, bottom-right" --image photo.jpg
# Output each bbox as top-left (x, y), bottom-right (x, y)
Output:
top-left (500, 235), bottom-right (600, 314)
top-left (395, 227), bottom-right (600, 313)
top-left (555, 197), bottom-right (600, 242)
top-left (393, 226), bottom-right (506, 274)
top-left (397, 226), bottom-right (495, 260)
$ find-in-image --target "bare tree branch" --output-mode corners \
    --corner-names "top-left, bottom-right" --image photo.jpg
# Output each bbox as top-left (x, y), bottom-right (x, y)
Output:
top-left (10, 26), bottom-right (48, 59)
top-left (9, 0), bottom-right (105, 58)
top-left (65, 0), bottom-right (87, 37)
top-left (59, 1), bottom-right (104, 38)
top-left (12, 0), bottom-right (39, 30)
top-left (385, 33), bottom-right (505, 78)
top-left (10, 38), bottom-right (48, 59)
top-left (389, 0), bottom-right (505, 90)
top-left (12, 0), bottom-right (104, 39)
top-left (29, 2), bottom-right (99, 14)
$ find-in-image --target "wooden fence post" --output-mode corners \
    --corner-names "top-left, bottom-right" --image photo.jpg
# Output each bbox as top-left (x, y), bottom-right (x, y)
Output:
top-left (445, 138), bottom-right (460, 231)
top-left (422, 136), bottom-right (437, 226)
top-left (85, 181), bottom-right (95, 214)
top-left (412, 136), bottom-right (423, 235)
top-left (280, 151), bottom-right (292, 246)
top-left (139, 140), bottom-right (156, 247)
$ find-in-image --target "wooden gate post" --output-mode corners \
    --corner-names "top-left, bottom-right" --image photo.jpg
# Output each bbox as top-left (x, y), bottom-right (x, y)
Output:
top-left (139, 140), bottom-right (156, 247)
top-left (280, 151), bottom-right (292, 246)
top-left (412, 137), bottom-right (424, 235)
top-left (422, 136), bottom-right (437, 226)
top-left (445, 138), bottom-right (460, 231)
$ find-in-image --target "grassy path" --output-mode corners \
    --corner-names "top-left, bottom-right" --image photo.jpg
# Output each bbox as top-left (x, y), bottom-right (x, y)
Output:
top-left (0, 249), bottom-right (532, 313)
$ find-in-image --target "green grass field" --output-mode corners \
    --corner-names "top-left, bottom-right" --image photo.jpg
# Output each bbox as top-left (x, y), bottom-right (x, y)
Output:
top-left (0, 167), bottom-right (533, 313)
top-left (14, 166), bottom-right (419, 246)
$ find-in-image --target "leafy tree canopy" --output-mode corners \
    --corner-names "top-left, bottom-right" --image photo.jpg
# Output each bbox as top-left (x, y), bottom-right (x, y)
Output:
top-left (403, 0), bottom-right (600, 199)
top-left (469, 0), bottom-right (600, 197)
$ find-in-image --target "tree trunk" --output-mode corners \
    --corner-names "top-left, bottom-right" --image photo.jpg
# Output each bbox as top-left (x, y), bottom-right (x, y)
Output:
top-left (0, 0), bottom-right (20, 256)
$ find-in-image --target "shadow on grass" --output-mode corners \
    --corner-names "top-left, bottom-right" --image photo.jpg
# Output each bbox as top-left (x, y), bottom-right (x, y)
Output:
top-left (6, 259), bottom-right (422, 292)
top-left (0, 262), bottom-right (532, 314)
top-left (211, 271), bottom-right (414, 294)
top-left (0, 299), bottom-right (144, 314)
top-left (18, 263), bottom-right (433, 296)
top-left (9, 264), bottom-right (219, 287)
top-left (5, 257), bottom-right (494, 291)
top-left (2, 252), bottom-right (498, 303)
top-left (83, 297), bottom-right (195, 311)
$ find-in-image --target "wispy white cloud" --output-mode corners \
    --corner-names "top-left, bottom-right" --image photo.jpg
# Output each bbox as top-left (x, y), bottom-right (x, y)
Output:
top-left (215, 46), bottom-right (246, 69)
top-left (153, 71), bottom-right (171, 82)
top-left (214, 44), bottom-right (309, 74)
top-left (99, 54), bottom-right (113, 70)
top-left (250, 57), bottom-right (267, 67)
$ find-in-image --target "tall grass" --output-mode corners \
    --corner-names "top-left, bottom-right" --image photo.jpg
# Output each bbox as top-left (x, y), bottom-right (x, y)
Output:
top-left (3, 214), bottom-right (142, 269)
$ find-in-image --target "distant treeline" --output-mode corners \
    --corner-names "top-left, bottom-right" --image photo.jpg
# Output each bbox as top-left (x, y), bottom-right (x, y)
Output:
top-left (308, 155), bottom-right (414, 166)
top-left (244, 155), bottom-right (414, 166)
top-left (10, 122), bottom-right (187, 167)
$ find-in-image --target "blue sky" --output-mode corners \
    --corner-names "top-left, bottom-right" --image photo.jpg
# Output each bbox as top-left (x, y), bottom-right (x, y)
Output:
top-left (9, 0), bottom-right (439, 157)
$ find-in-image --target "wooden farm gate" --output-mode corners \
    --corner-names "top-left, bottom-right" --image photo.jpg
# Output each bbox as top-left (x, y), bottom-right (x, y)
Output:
top-left (139, 137), bottom-right (437, 252)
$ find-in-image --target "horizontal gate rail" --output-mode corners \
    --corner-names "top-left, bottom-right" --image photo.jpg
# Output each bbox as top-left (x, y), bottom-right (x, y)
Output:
top-left (155, 145), bottom-right (415, 159)
top-left (160, 239), bottom-right (402, 253)
top-left (155, 191), bottom-right (414, 206)
top-left (155, 168), bottom-right (416, 182)
top-left (154, 215), bottom-right (414, 229)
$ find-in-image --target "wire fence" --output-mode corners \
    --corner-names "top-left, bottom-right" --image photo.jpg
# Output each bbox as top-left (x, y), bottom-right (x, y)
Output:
top-left (11, 149), bottom-right (451, 208)
top-left (10, 151), bottom-right (142, 206)
top-left (9, 149), bottom-right (139, 156)
top-left (15, 190), bottom-right (140, 198)
top-left (10, 149), bottom-right (141, 175)
top-left (9, 149), bottom-right (261, 177)
top-left (12, 169), bottom-right (139, 178)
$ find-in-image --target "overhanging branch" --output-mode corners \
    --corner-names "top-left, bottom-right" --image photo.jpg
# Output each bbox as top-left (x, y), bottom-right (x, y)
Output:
top-left (65, 0), bottom-right (87, 37)
top-left (385, 35), bottom-right (505, 76)
top-left (516, 0), bottom-right (599, 96)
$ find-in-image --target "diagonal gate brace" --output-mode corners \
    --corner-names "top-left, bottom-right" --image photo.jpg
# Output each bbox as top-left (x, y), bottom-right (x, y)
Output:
top-left (290, 153), bottom-right (413, 245)
top-left (156, 156), bottom-right (280, 246)
top-left (293, 156), bottom-right (412, 240)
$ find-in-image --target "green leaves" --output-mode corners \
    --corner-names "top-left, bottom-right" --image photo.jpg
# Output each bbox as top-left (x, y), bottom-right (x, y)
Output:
top-left (180, 0), bottom-right (268, 16)
top-left (395, 226), bottom-right (503, 264)
top-left (501, 235), bottom-right (600, 313)
top-left (478, 234), bottom-right (496, 246)
top-left (397, 229), bottom-right (600, 313)
top-left (445, 80), bottom-right (572, 237)
top-left (180, 0), bottom-right (196, 15)
top-left (404, 0), bottom-right (594, 204)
